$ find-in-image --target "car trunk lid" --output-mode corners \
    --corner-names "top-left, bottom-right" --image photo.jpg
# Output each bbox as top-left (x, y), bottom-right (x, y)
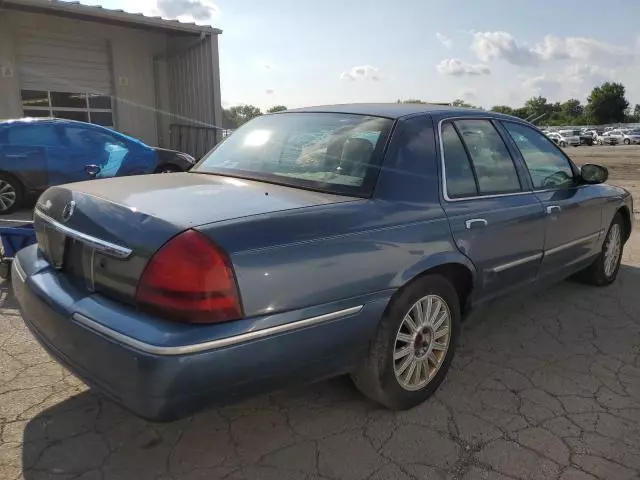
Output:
top-left (34, 172), bottom-right (355, 305)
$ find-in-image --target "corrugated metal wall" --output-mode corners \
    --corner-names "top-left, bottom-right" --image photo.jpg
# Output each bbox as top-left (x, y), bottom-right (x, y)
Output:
top-left (166, 34), bottom-right (222, 157)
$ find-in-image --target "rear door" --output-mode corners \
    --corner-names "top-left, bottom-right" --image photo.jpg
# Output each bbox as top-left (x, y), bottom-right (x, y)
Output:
top-left (501, 121), bottom-right (604, 281)
top-left (438, 117), bottom-right (546, 302)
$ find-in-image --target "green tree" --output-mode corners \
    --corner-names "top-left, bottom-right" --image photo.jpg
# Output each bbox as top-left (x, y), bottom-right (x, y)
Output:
top-left (585, 82), bottom-right (629, 124)
top-left (451, 98), bottom-right (478, 108)
top-left (491, 105), bottom-right (515, 115)
top-left (634, 104), bottom-right (640, 118)
top-left (222, 105), bottom-right (262, 128)
top-left (267, 105), bottom-right (287, 113)
top-left (560, 99), bottom-right (584, 119)
top-left (523, 96), bottom-right (553, 122)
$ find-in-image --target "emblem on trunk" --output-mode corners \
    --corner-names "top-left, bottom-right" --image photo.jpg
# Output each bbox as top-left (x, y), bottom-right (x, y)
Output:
top-left (61, 201), bottom-right (76, 222)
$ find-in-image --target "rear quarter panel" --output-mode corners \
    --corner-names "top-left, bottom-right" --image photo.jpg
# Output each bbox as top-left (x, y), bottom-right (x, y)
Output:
top-left (199, 114), bottom-right (474, 317)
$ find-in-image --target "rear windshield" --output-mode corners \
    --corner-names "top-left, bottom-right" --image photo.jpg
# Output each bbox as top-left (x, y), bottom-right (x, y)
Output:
top-left (193, 112), bottom-right (394, 197)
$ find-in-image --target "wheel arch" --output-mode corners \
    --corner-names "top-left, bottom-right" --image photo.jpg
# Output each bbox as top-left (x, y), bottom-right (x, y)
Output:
top-left (392, 254), bottom-right (476, 317)
top-left (0, 169), bottom-right (26, 192)
top-left (617, 205), bottom-right (632, 242)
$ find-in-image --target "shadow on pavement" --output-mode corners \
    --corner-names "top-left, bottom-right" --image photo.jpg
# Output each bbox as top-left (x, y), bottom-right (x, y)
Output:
top-left (18, 264), bottom-right (640, 480)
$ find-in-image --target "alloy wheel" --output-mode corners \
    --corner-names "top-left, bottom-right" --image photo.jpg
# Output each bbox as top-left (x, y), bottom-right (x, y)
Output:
top-left (393, 295), bottom-right (451, 391)
top-left (0, 180), bottom-right (17, 213)
top-left (604, 223), bottom-right (622, 277)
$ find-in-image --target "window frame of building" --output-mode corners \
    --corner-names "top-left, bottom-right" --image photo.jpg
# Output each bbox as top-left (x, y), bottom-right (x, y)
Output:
top-left (21, 90), bottom-right (114, 128)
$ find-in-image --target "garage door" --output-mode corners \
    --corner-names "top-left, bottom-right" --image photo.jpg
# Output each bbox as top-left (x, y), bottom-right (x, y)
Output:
top-left (16, 30), bottom-right (113, 94)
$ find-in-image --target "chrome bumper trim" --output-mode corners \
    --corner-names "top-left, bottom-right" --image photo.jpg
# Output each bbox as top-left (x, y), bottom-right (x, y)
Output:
top-left (35, 210), bottom-right (132, 259)
top-left (12, 256), bottom-right (26, 283)
top-left (72, 305), bottom-right (364, 356)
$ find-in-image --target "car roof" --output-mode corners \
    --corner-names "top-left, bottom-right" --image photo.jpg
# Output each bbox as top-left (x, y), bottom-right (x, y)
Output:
top-left (285, 103), bottom-right (504, 120)
top-left (0, 117), bottom-right (92, 127)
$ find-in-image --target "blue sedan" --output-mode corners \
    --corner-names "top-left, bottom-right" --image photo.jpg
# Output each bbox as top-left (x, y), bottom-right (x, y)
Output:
top-left (13, 104), bottom-right (633, 421)
top-left (0, 118), bottom-right (196, 213)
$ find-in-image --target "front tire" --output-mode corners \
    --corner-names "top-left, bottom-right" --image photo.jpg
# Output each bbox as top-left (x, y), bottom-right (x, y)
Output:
top-left (351, 275), bottom-right (460, 410)
top-left (624, 139), bottom-right (631, 145)
top-left (577, 213), bottom-right (624, 286)
top-left (560, 141), bottom-right (567, 147)
top-left (0, 173), bottom-right (23, 214)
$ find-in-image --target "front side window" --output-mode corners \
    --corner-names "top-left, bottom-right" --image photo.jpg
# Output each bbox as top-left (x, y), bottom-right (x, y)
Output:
top-left (503, 121), bottom-right (575, 189)
top-left (453, 119), bottom-right (521, 195)
top-left (195, 113), bottom-right (393, 196)
top-left (63, 126), bottom-right (129, 178)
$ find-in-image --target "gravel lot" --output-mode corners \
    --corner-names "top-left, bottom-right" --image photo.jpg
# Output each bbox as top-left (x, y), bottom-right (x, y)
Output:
top-left (1, 146), bottom-right (640, 480)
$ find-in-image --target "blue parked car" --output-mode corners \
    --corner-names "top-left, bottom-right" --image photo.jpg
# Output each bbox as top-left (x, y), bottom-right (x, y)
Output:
top-left (13, 104), bottom-right (633, 421)
top-left (0, 118), bottom-right (196, 213)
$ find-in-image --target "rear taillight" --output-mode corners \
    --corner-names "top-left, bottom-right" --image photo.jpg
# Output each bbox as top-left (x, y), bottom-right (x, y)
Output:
top-left (136, 230), bottom-right (243, 323)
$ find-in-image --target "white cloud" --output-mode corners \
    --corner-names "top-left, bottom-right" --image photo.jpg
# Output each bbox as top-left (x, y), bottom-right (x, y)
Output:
top-left (340, 65), bottom-right (380, 81)
top-left (457, 88), bottom-right (477, 100)
top-left (521, 75), bottom-right (561, 98)
top-left (155, 0), bottom-right (218, 23)
top-left (265, 88), bottom-right (275, 94)
top-left (562, 64), bottom-right (615, 84)
top-left (436, 33), bottom-right (453, 49)
top-left (534, 35), bottom-right (634, 64)
top-left (436, 58), bottom-right (490, 76)
top-left (472, 31), bottom-right (636, 67)
top-left (472, 31), bottom-right (539, 66)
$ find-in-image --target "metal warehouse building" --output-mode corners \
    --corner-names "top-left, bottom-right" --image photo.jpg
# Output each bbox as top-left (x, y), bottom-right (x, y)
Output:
top-left (0, 0), bottom-right (223, 157)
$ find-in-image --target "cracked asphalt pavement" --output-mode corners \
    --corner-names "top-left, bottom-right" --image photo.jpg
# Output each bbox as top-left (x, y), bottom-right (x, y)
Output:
top-left (2, 231), bottom-right (640, 480)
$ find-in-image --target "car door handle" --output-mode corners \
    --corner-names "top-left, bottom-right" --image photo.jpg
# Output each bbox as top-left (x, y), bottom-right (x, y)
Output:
top-left (546, 205), bottom-right (562, 215)
top-left (465, 218), bottom-right (488, 230)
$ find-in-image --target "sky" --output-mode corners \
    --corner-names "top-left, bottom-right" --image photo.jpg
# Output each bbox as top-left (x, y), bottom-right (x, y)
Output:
top-left (78, 0), bottom-right (640, 111)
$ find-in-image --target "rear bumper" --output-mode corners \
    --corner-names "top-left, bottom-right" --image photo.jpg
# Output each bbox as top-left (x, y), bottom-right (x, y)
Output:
top-left (13, 247), bottom-right (390, 421)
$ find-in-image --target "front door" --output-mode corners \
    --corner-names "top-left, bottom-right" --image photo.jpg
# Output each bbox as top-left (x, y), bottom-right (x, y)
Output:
top-left (438, 118), bottom-right (546, 302)
top-left (500, 121), bottom-right (604, 280)
top-left (54, 124), bottom-right (132, 184)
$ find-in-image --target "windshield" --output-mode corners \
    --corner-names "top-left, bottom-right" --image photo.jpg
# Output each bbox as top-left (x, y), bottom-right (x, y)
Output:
top-left (194, 112), bottom-right (394, 197)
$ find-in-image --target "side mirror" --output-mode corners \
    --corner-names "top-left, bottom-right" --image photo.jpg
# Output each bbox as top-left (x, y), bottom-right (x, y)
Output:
top-left (581, 164), bottom-right (608, 185)
top-left (85, 164), bottom-right (102, 178)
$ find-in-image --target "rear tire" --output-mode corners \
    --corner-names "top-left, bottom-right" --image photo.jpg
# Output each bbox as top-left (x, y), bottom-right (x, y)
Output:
top-left (351, 275), bottom-right (460, 410)
top-left (0, 173), bottom-right (23, 214)
top-left (577, 213), bottom-right (624, 286)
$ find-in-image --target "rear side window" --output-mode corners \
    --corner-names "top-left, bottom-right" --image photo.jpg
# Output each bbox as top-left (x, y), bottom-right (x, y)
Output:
top-left (441, 119), bottom-right (522, 198)
top-left (5, 124), bottom-right (60, 147)
top-left (454, 119), bottom-right (521, 195)
top-left (441, 123), bottom-right (477, 198)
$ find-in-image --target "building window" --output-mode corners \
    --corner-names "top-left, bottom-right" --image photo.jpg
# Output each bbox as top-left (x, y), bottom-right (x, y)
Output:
top-left (21, 90), bottom-right (114, 128)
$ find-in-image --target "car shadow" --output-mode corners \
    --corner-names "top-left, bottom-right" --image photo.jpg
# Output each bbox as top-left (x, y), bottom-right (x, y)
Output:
top-left (17, 263), bottom-right (640, 479)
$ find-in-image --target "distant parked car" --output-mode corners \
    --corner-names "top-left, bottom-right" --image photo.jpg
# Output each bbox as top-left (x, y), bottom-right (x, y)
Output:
top-left (607, 130), bottom-right (627, 144)
top-left (580, 130), bottom-right (598, 145)
top-left (0, 118), bottom-right (196, 213)
top-left (597, 132), bottom-right (619, 146)
top-left (621, 129), bottom-right (640, 145)
top-left (13, 104), bottom-right (633, 421)
top-left (547, 131), bottom-right (580, 147)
